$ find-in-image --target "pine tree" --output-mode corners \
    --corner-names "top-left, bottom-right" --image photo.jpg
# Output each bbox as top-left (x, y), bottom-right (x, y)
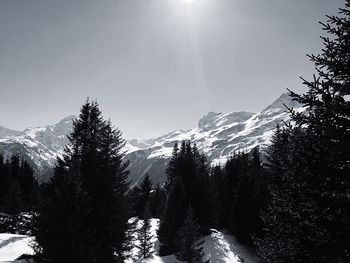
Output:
top-left (158, 141), bottom-right (214, 256)
top-left (149, 184), bottom-right (166, 218)
top-left (296, 1), bottom-right (350, 261)
top-left (209, 165), bottom-right (225, 229)
top-left (0, 153), bottom-right (7, 204)
top-left (34, 100), bottom-right (129, 263)
top-left (2, 179), bottom-right (23, 233)
top-left (165, 141), bottom-right (179, 189)
top-left (134, 173), bottom-right (152, 217)
top-left (249, 147), bottom-right (268, 241)
top-left (232, 149), bottom-right (266, 245)
top-left (191, 144), bottom-right (213, 232)
top-left (97, 118), bottom-right (129, 262)
top-left (123, 217), bottom-right (138, 261)
top-left (175, 206), bottom-right (208, 263)
top-left (136, 203), bottom-right (153, 260)
top-left (19, 160), bottom-right (37, 211)
top-left (158, 176), bottom-right (187, 256)
top-left (258, 2), bottom-right (350, 261)
top-left (33, 161), bottom-right (96, 263)
top-left (289, 6), bottom-right (350, 261)
top-left (257, 127), bottom-right (312, 263)
top-left (0, 155), bottom-right (37, 234)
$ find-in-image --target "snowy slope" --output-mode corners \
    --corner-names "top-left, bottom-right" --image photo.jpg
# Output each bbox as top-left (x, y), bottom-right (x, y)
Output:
top-left (0, 219), bottom-right (256, 263)
top-left (126, 93), bottom-right (303, 186)
top-left (0, 234), bottom-right (34, 262)
top-left (0, 93), bottom-right (302, 185)
top-left (127, 218), bottom-right (256, 263)
top-left (0, 116), bottom-right (75, 172)
top-left (0, 116), bottom-right (140, 181)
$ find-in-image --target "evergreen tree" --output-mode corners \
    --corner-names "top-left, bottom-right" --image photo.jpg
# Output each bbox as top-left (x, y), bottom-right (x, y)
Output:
top-left (0, 154), bottom-right (37, 234)
top-left (249, 147), bottom-right (268, 240)
top-left (191, 144), bottom-right (213, 232)
top-left (10, 155), bottom-right (20, 180)
top-left (209, 165), bottom-right (225, 229)
top-left (34, 160), bottom-right (96, 263)
top-left (165, 141), bottom-right (179, 189)
top-left (175, 206), bottom-right (208, 263)
top-left (158, 141), bottom-right (214, 255)
top-left (136, 203), bottom-right (153, 260)
top-left (257, 127), bottom-right (312, 263)
top-left (0, 153), bottom-right (8, 204)
top-left (149, 184), bottom-right (166, 218)
top-left (232, 148), bottom-right (266, 244)
top-left (19, 160), bottom-right (37, 211)
top-left (2, 179), bottom-right (23, 233)
top-left (123, 217), bottom-right (138, 261)
top-left (208, 149), bottom-right (267, 246)
top-left (258, 1), bottom-right (350, 261)
top-left (140, 174), bottom-right (152, 198)
top-left (34, 100), bottom-right (129, 263)
top-left (134, 173), bottom-right (152, 218)
top-left (158, 177), bottom-right (187, 256)
top-left (0, 154), bottom-right (9, 208)
top-left (289, 4), bottom-right (350, 260)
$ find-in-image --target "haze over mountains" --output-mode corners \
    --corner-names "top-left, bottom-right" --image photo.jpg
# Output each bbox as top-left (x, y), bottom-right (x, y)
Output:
top-left (0, 93), bottom-right (302, 185)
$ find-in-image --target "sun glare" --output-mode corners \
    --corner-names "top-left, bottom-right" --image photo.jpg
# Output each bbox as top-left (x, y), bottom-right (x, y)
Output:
top-left (184, 0), bottom-right (195, 4)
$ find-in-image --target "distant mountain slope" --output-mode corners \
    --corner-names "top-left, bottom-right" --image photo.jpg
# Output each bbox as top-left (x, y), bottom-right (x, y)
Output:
top-left (126, 93), bottom-right (303, 186)
top-left (0, 116), bottom-right (74, 175)
top-left (0, 93), bottom-right (302, 185)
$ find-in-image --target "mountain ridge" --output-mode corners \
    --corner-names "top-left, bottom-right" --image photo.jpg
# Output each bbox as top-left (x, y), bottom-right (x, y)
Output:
top-left (125, 93), bottom-right (303, 186)
top-left (0, 93), bottom-right (303, 185)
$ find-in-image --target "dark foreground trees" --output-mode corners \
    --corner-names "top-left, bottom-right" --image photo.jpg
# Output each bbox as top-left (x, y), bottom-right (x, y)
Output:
top-left (158, 140), bottom-right (266, 258)
top-left (33, 100), bottom-right (129, 263)
top-left (257, 1), bottom-right (350, 262)
top-left (175, 207), bottom-right (208, 263)
top-left (136, 203), bottom-right (153, 260)
top-left (0, 154), bottom-right (38, 233)
top-left (158, 141), bottom-right (212, 256)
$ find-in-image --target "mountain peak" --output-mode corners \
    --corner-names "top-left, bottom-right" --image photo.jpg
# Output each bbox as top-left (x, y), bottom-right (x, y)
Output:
top-left (198, 112), bottom-right (221, 130)
top-left (56, 115), bottom-right (76, 125)
top-left (198, 111), bottom-right (254, 131)
top-left (263, 92), bottom-right (300, 113)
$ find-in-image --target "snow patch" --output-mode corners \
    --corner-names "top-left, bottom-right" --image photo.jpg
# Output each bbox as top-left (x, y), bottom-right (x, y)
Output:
top-left (0, 234), bottom-right (34, 262)
top-left (0, 219), bottom-right (256, 263)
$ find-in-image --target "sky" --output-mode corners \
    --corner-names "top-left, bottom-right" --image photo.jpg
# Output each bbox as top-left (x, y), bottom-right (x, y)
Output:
top-left (0, 0), bottom-right (344, 139)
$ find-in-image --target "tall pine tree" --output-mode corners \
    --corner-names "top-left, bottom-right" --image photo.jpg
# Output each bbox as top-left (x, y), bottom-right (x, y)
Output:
top-left (175, 206), bottom-right (208, 263)
top-left (136, 203), bottom-right (153, 260)
top-left (158, 176), bottom-right (187, 256)
top-left (258, 1), bottom-right (350, 261)
top-left (158, 141), bottom-right (214, 256)
top-left (34, 100), bottom-right (129, 263)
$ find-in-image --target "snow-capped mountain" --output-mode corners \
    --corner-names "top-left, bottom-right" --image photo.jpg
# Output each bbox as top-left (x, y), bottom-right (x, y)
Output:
top-left (125, 93), bottom-right (303, 186)
top-left (0, 93), bottom-right (302, 185)
top-left (0, 116), bottom-right (75, 176)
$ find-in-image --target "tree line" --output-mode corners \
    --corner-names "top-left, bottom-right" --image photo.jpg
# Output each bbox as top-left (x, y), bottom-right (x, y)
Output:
top-left (0, 154), bottom-right (38, 233)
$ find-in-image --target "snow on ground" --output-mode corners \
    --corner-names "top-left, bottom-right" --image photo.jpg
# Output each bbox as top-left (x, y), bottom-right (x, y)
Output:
top-left (203, 229), bottom-right (257, 263)
top-left (0, 218), bottom-right (257, 263)
top-left (0, 234), bottom-right (34, 262)
top-left (125, 218), bottom-right (257, 263)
